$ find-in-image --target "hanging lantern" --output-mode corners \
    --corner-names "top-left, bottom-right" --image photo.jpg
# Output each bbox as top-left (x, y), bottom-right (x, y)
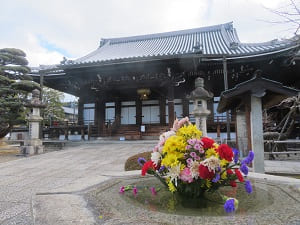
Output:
top-left (137, 88), bottom-right (151, 100)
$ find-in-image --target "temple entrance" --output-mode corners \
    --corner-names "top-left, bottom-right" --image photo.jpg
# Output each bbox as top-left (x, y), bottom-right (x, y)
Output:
top-left (142, 100), bottom-right (160, 124)
top-left (121, 101), bottom-right (136, 125)
top-left (105, 102), bottom-right (115, 124)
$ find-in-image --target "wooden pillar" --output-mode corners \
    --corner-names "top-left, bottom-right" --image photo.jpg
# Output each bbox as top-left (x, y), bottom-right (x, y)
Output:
top-left (95, 98), bottom-right (100, 128)
top-left (159, 96), bottom-right (166, 125)
top-left (168, 86), bottom-right (175, 128)
top-left (98, 100), bottom-right (105, 137)
top-left (182, 98), bottom-right (189, 118)
top-left (136, 98), bottom-right (142, 126)
top-left (95, 93), bottom-right (106, 137)
top-left (217, 124), bottom-right (221, 138)
top-left (78, 98), bottom-right (84, 125)
top-left (115, 99), bottom-right (121, 126)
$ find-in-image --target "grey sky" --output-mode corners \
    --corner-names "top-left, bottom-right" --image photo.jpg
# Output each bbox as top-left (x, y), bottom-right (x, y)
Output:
top-left (0, 0), bottom-right (297, 68)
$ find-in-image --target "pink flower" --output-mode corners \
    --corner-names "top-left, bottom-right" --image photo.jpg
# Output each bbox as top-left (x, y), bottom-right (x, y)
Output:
top-left (188, 138), bottom-right (196, 145)
top-left (190, 152), bottom-right (197, 158)
top-left (186, 158), bottom-right (193, 166)
top-left (194, 156), bottom-right (201, 161)
top-left (180, 167), bottom-right (193, 183)
top-left (194, 143), bottom-right (201, 151)
top-left (153, 145), bottom-right (159, 152)
top-left (150, 187), bottom-right (157, 195)
top-left (133, 186), bottom-right (138, 196)
top-left (186, 145), bottom-right (192, 150)
top-left (171, 119), bottom-right (180, 131)
top-left (119, 186), bottom-right (125, 194)
top-left (178, 117), bottom-right (190, 127)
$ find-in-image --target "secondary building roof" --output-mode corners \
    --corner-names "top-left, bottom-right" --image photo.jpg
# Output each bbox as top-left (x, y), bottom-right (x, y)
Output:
top-left (217, 70), bottom-right (299, 112)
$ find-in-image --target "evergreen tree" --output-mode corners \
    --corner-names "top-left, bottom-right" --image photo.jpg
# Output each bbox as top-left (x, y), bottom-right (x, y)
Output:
top-left (42, 87), bottom-right (65, 126)
top-left (0, 48), bottom-right (40, 138)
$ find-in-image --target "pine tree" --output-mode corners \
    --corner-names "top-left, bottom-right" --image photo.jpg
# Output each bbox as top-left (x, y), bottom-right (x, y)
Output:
top-left (0, 48), bottom-right (40, 138)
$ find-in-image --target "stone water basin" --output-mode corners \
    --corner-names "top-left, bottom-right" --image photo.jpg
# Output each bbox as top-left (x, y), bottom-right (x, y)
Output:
top-left (87, 175), bottom-right (300, 225)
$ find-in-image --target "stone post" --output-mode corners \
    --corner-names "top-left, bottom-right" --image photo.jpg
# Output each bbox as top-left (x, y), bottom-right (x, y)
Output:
top-left (250, 95), bottom-right (265, 173)
top-left (235, 110), bottom-right (248, 158)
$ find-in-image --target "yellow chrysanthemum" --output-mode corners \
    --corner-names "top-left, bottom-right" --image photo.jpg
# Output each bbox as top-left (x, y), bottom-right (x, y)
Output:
top-left (221, 171), bottom-right (227, 180)
top-left (168, 180), bottom-right (176, 192)
top-left (177, 124), bottom-right (202, 141)
top-left (213, 143), bottom-right (219, 149)
top-left (163, 135), bottom-right (186, 153)
top-left (206, 179), bottom-right (212, 188)
top-left (220, 159), bottom-right (229, 167)
top-left (161, 153), bottom-right (183, 167)
top-left (205, 148), bottom-right (218, 158)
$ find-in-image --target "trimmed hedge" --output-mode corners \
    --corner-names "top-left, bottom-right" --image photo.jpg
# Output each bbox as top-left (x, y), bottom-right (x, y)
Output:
top-left (124, 151), bottom-right (152, 171)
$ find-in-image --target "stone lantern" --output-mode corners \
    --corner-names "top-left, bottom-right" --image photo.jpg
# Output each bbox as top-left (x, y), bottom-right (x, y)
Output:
top-left (187, 77), bottom-right (213, 137)
top-left (20, 89), bottom-right (45, 155)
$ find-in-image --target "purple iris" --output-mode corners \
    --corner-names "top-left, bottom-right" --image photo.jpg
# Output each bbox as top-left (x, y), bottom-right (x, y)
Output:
top-left (242, 151), bottom-right (255, 165)
top-left (158, 166), bottom-right (165, 173)
top-left (247, 151), bottom-right (254, 162)
top-left (245, 180), bottom-right (253, 194)
top-left (224, 199), bottom-right (235, 213)
top-left (212, 173), bottom-right (220, 183)
top-left (232, 148), bottom-right (239, 164)
top-left (240, 163), bottom-right (249, 175)
top-left (137, 157), bottom-right (146, 167)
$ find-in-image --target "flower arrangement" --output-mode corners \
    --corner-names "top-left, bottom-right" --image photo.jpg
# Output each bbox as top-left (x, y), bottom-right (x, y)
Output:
top-left (139, 117), bottom-right (254, 213)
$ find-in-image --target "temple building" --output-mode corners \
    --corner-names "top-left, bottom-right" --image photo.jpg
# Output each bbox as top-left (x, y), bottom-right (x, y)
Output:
top-left (31, 22), bottom-right (300, 139)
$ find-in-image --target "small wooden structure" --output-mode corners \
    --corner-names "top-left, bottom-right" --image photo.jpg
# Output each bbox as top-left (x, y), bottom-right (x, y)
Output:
top-left (218, 70), bottom-right (299, 173)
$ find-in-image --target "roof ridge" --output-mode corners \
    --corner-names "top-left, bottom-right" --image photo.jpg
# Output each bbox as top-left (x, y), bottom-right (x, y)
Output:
top-left (101, 22), bottom-right (234, 45)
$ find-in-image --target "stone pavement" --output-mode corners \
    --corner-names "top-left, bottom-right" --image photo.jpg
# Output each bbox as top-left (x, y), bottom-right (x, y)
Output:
top-left (0, 141), bottom-right (154, 225)
top-left (0, 141), bottom-right (299, 225)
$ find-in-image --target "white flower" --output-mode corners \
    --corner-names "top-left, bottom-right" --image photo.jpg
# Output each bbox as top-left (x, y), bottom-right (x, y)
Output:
top-left (151, 151), bottom-right (161, 166)
top-left (200, 156), bottom-right (220, 172)
top-left (166, 164), bottom-right (181, 186)
top-left (189, 160), bottom-right (200, 179)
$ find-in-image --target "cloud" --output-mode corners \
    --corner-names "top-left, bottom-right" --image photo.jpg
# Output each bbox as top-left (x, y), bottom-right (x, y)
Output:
top-left (0, 0), bottom-right (297, 66)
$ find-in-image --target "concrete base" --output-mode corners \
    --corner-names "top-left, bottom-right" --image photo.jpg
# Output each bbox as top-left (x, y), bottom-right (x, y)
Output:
top-left (20, 146), bottom-right (35, 155)
top-left (36, 145), bottom-right (44, 154)
top-left (20, 145), bottom-right (44, 155)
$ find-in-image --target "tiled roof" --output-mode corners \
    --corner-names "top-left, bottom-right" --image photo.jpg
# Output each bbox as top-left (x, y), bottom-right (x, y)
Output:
top-left (73, 22), bottom-right (299, 65)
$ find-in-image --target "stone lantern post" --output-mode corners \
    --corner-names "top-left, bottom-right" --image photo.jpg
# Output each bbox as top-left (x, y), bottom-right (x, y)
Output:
top-left (187, 77), bottom-right (213, 137)
top-left (20, 89), bottom-right (45, 155)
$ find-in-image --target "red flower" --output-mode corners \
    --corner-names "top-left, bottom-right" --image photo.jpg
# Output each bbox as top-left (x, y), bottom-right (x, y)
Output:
top-left (235, 169), bottom-right (244, 182)
top-left (227, 169), bottom-right (233, 175)
top-left (141, 160), bottom-right (156, 176)
top-left (217, 144), bottom-right (233, 161)
top-left (199, 164), bottom-right (215, 179)
top-left (230, 180), bottom-right (237, 187)
top-left (201, 137), bottom-right (215, 149)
